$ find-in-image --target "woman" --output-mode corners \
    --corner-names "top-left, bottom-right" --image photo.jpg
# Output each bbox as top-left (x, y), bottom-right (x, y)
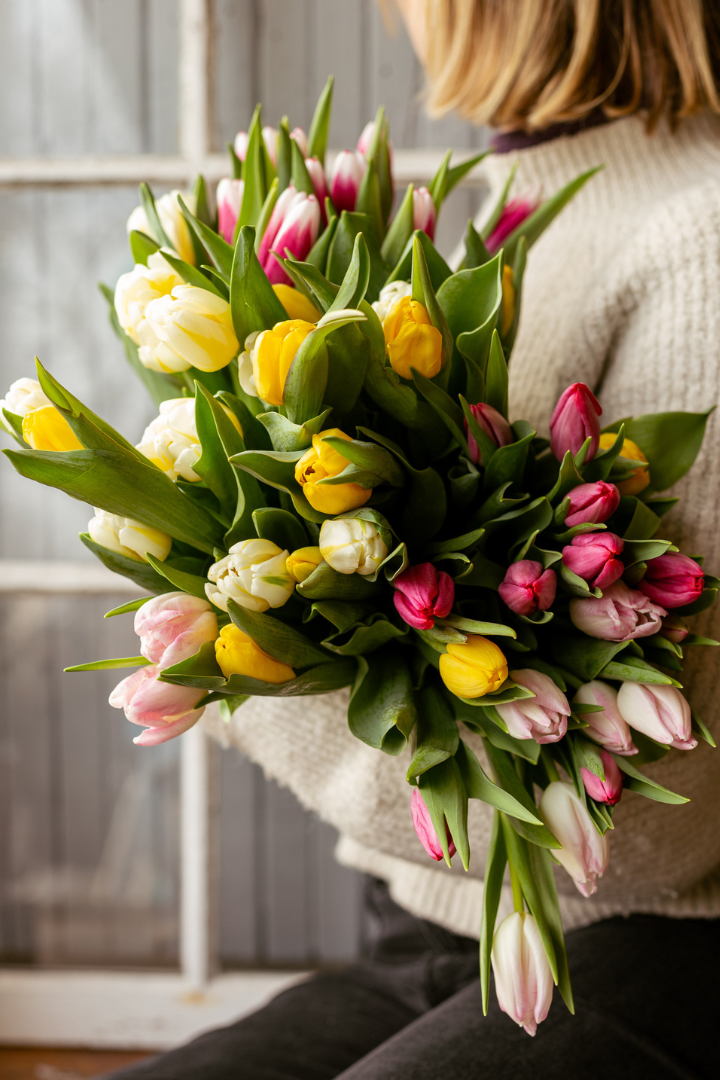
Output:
top-left (110, 3), bottom-right (720, 1077)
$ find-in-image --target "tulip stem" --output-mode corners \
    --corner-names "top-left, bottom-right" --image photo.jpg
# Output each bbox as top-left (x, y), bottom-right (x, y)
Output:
top-left (508, 859), bottom-right (524, 914)
top-left (541, 748), bottom-right (561, 783)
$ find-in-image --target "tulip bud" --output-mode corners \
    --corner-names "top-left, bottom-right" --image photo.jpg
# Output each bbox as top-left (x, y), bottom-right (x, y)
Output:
top-left (234, 126), bottom-right (278, 166)
top-left (215, 624), bottom-right (295, 683)
top-left (393, 563), bottom-right (454, 630)
top-left (136, 398), bottom-right (202, 482)
top-left (500, 265), bottom-right (515, 336)
top-left (22, 406), bottom-right (82, 452)
top-left (570, 580), bottom-right (666, 641)
top-left (549, 382), bottom-right (602, 461)
top-left (574, 680), bottom-right (637, 755)
top-left (286, 546), bottom-right (324, 584)
top-left (564, 481), bottom-right (620, 528)
top-left (486, 188), bottom-right (542, 255)
top-left (439, 635), bottom-right (508, 700)
top-left (329, 150), bottom-right (367, 213)
top-left (638, 552), bottom-right (704, 610)
top-left (272, 284), bottom-right (322, 323)
top-left (290, 126), bottom-right (309, 158)
top-left (319, 516), bottom-right (388, 576)
top-left (135, 592), bottom-right (218, 668)
top-left (412, 186), bottom-right (436, 241)
top-left (357, 121), bottom-right (393, 165)
top-left (234, 131), bottom-right (249, 160)
top-left (127, 190), bottom-right (196, 266)
top-left (491, 911), bottom-right (553, 1037)
top-left (382, 296), bottom-right (443, 380)
top-left (464, 402), bottom-right (514, 466)
top-left (616, 682), bottom-right (697, 751)
top-left (496, 668), bottom-right (570, 743)
top-left (250, 319), bottom-right (315, 407)
top-left (499, 560), bottom-right (557, 617)
top-left (237, 330), bottom-right (262, 398)
top-left (660, 615), bottom-right (689, 644)
top-left (296, 429), bottom-right (371, 515)
top-left (0, 377), bottom-right (52, 421)
top-left (562, 532), bottom-right (625, 590)
top-left (114, 253), bottom-right (185, 344)
top-left (539, 781), bottom-right (610, 897)
top-left (88, 508), bottom-right (172, 564)
top-left (205, 539), bottom-right (294, 614)
top-left (410, 788), bottom-right (456, 862)
top-left (137, 284), bottom-right (239, 374)
top-left (304, 156), bottom-right (328, 211)
top-left (109, 665), bottom-right (206, 746)
top-left (598, 434), bottom-right (650, 495)
top-left (216, 177), bottom-right (244, 244)
top-left (371, 280), bottom-right (412, 323)
top-left (258, 187), bottom-right (321, 285)
top-left (581, 749), bottom-right (624, 805)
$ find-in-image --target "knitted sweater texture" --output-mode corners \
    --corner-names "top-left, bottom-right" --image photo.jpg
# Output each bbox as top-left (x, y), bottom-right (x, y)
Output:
top-left (204, 112), bottom-right (720, 938)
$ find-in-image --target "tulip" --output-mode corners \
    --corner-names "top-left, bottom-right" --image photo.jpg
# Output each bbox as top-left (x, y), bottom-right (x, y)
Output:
top-left (251, 319), bottom-right (315, 406)
top-left (410, 788), bottom-right (456, 862)
top-left (295, 429), bottom-right (371, 515)
top-left (329, 150), bottom-right (367, 213)
top-left (0, 377), bottom-right (52, 422)
top-left (464, 402), bottom-right (514, 466)
top-left (570, 580), bottom-right (666, 641)
top-left (87, 508), bottom-right (172, 564)
top-left (382, 296), bottom-right (443, 380)
top-left (549, 382), bottom-right (602, 461)
top-left (237, 331), bottom-right (261, 398)
top-left (257, 186), bottom-right (300, 267)
top-left (564, 481), bottom-right (620, 528)
top-left (272, 284), bottom-right (322, 323)
top-left (491, 912), bottom-right (553, 1037)
top-left (205, 538), bottom-right (294, 614)
top-left (137, 284), bottom-right (239, 374)
top-left (257, 187), bottom-right (321, 285)
top-left (136, 398), bottom-right (202, 482)
top-left (135, 592), bottom-right (218, 668)
top-left (286, 546), bottom-right (324, 584)
top-left (22, 406), bottom-right (82, 452)
top-left (371, 280), bottom-right (412, 323)
top-left (562, 532), bottom-right (625, 590)
top-left (214, 624), bottom-right (295, 683)
top-left (500, 265), bottom-right (515, 336)
top-left (574, 680), bottom-right (637, 755)
top-left (638, 552), bottom-right (704, 609)
top-left (127, 190), bottom-right (196, 266)
top-left (660, 615), bottom-right (689, 644)
top-left (290, 126), bottom-right (309, 158)
top-left (581, 749), bottom-right (624, 805)
top-left (114, 253), bottom-right (185, 344)
top-left (496, 668), bottom-right (570, 743)
top-left (234, 125), bottom-right (278, 167)
top-left (216, 177), bottom-right (244, 244)
top-left (319, 516), bottom-right (388, 576)
top-left (598, 433), bottom-right (650, 495)
top-left (486, 189), bottom-right (542, 254)
top-left (539, 781), bottom-right (610, 897)
top-left (499, 560), bottom-right (557, 617)
top-left (616, 682), bottom-right (697, 751)
top-left (357, 120), bottom-right (393, 164)
top-left (393, 563), bottom-right (455, 630)
top-left (439, 635), bottom-right (508, 699)
top-left (109, 665), bottom-right (206, 746)
top-left (304, 156), bottom-right (328, 213)
top-left (412, 186), bottom-right (436, 240)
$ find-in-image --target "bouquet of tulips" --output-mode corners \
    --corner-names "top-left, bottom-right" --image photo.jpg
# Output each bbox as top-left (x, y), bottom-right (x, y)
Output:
top-left (2, 78), bottom-right (717, 1036)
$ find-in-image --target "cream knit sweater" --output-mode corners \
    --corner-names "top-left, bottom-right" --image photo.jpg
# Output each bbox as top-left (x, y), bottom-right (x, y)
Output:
top-left (204, 112), bottom-right (720, 938)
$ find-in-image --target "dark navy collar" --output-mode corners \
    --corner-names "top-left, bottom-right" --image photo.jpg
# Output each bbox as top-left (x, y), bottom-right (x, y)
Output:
top-left (491, 110), bottom-right (612, 153)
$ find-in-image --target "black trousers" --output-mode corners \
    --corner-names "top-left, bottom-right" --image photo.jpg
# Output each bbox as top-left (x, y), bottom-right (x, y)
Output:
top-left (105, 882), bottom-right (719, 1080)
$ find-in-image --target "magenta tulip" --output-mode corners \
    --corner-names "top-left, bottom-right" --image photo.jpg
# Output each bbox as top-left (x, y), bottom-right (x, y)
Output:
top-left (616, 682), bottom-right (697, 751)
top-left (581, 749), bottom-right (624, 805)
top-left (411, 787), bottom-right (456, 862)
top-left (570, 580), bottom-right (666, 641)
top-left (357, 120), bottom-right (392, 162)
top-left (564, 481), bottom-right (620, 528)
top-left (549, 382), bottom-right (602, 461)
top-left (109, 665), bottom-right (206, 746)
top-left (562, 532), bottom-right (625, 590)
top-left (413, 186), bottom-right (436, 241)
top-left (329, 150), bottom-right (367, 213)
top-left (393, 562), bottom-right (454, 631)
top-left (499, 560), bottom-right (557, 617)
top-left (290, 126), bottom-right (309, 157)
top-left (234, 125), bottom-right (278, 167)
top-left (135, 591), bottom-right (218, 669)
top-left (492, 912), bottom-right (553, 1037)
top-left (486, 189), bottom-right (542, 254)
top-left (464, 402), bottom-right (514, 465)
top-left (257, 187), bottom-right (321, 285)
top-left (574, 680), bottom-right (637, 755)
top-left (304, 156), bottom-right (328, 217)
top-left (216, 178), bottom-right (244, 245)
top-left (496, 668), bottom-right (570, 744)
top-left (660, 615), bottom-right (689, 644)
top-left (638, 552), bottom-right (704, 609)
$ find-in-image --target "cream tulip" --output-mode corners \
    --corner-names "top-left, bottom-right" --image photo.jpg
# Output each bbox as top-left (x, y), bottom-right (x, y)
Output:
top-left (205, 539), bottom-right (294, 613)
top-left (114, 253), bottom-right (184, 344)
top-left (136, 398), bottom-right (202, 482)
top-left (88, 508), bottom-right (172, 563)
top-left (0, 378), bottom-right (52, 422)
top-left (318, 517), bottom-right (388, 576)
top-left (127, 190), bottom-right (196, 266)
top-left (137, 285), bottom-right (239, 374)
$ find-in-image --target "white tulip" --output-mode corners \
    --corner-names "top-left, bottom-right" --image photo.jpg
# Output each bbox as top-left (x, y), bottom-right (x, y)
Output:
top-left (88, 508), bottom-right (172, 563)
top-left (205, 539), bottom-right (294, 613)
top-left (0, 379), bottom-right (52, 429)
top-left (491, 912), bottom-right (554, 1036)
top-left (137, 285), bottom-right (238, 375)
top-left (319, 517), bottom-right (388, 576)
top-left (114, 253), bottom-right (184, 344)
top-left (539, 781), bottom-right (610, 898)
top-left (371, 280), bottom-right (412, 324)
top-left (127, 190), bottom-right (197, 266)
top-left (136, 398), bottom-right (202, 482)
top-left (237, 331), bottom-right (261, 398)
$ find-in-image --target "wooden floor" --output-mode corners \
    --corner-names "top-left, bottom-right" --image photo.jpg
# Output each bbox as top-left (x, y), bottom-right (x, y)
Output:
top-left (0, 1048), bottom-right (152, 1080)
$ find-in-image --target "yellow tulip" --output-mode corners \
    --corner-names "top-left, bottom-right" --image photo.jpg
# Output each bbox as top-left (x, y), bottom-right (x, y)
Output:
top-left (215, 624), bottom-right (295, 683)
top-left (272, 284), bottom-right (322, 323)
top-left (382, 296), bottom-right (443, 380)
top-left (22, 406), bottom-right (82, 451)
top-left (294, 428), bottom-right (371, 514)
top-left (500, 265), bottom-right (515, 336)
top-left (439, 634), bottom-right (508, 699)
top-left (598, 433), bottom-right (650, 495)
top-left (286, 546), bottom-right (324, 583)
top-left (252, 319), bottom-right (315, 406)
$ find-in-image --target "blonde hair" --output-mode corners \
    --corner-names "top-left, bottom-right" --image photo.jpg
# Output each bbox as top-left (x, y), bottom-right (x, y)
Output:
top-left (421, 0), bottom-right (720, 131)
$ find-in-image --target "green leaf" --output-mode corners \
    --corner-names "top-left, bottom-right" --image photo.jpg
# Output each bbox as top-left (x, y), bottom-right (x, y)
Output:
top-left (432, 151), bottom-right (490, 209)
top-left (457, 741), bottom-right (542, 823)
top-left (283, 308), bottom-right (366, 425)
top-left (480, 162), bottom-right (517, 240)
top-left (327, 211), bottom-right (388, 303)
top-left (238, 105), bottom-right (269, 229)
top-left (322, 612), bottom-right (408, 655)
top-left (257, 408), bottom-right (332, 453)
top-left (307, 75), bottom-right (334, 161)
top-left (348, 650), bottom-right (418, 755)
top-left (226, 600), bottom-right (332, 669)
top-left (160, 640), bottom-right (226, 689)
top-left (66, 656), bottom-right (150, 672)
top-left (253, 507), bottom-right (308, 552)
top-left (178, 197), bottom-right (234, 278)
top-left (159, 247), bottom-right (226, 298)
top-left (79, 533), bottom-right (171, 593)
top-left (623, 411), bottom-right (713, 493)
top-left (381, 183), bottom-right (414, 267)
top-left (611, 753), bottom-right (689, 804)
top-left (483, 431), bottom-right (535, 494)
top-left (691, 709), bottom-right (716, 748)
top-left (485, 743), bottom-right (560, 848)
top-left (485, 331), bottom-right (509, 417)
top-left (406, 684), bottom-right (459, 778)
top-left (464, 219), bottom-right (493, 269)
top-left (479, 810), bottom-right (507, 1014)
top-left (193, 384), bottom-right (241, 510)
top-left (104, 596), bottom-right (152, 618)
top-left (145, 553), bottom-right (210, 601)
top-left (296, 560), bottom-right (381, 601)
top-left (139, 182), bottom-right (173, 248)
top-left (411, 236), bottom-right (454, 372)
top-left (550, 634), bottom-right (629, 682)
top-left (414, 372), bottom-right (468, 452)
top-left (418, 758), bottom-right (470, 869)
top-left (355, 158), bottom-right (384, 239)
top-left (456, 703), bottom-right (541, 763)
top-left (230, 226), bottom-right (287, 345)
top-left (437, 255), bottom-right (502, 369)
top-left (328, 232), bottom-right (371, 314)
top-left (387, 230), bottom-right (452, 294)
top-left (208, 661), bottom-right (355, 698)
top-left (599, 655), bottom-right (679, 687)
top-left (129, 229), bottom-right (159, 265)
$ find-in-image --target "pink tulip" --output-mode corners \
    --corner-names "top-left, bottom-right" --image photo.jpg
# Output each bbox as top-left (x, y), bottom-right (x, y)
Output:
top-left (499, 560), bottom-right (557, 617)
top-left (412, 186), bottom-right (436, 241)
top-left (290, 126), bottom-right (309, 158)
top-left (357, 120), bottom-right (393, 163)
top-left (549, 382), bottom-right (602, 461)
top-left (562, 532), bottom-right (625, 590)
top-left (660, 615), bottom-right (689, 644)
top-left (564, 481), bottom-right (620, 528)
top-left (329, 150), bottom-right (367, 214)
top-left (574, 680), bottom-right (637, 755)
top-left (464, 402), bottom-right (513, 465)
top-left (486, 188), bottom-right (542, 255)
top-left (411, 787), bottom-right (456, 862)
top-left (539, 781), bottom-right (610, 897)
top-left (491, 912), bottom-right (553, 1037)
top-left (496, 668), bottom-right (570, 744)
top-left (638, 552), bottom-right (704, 610)
top-left (393, 562), bottom-right (454, 631)
top-left (257, 187), bottom-right (321, 285)
top-left (134, 591), bottom-right (218, 669)
top-left (109, 665), bottom-right (206, 746)
top-left (581, 749), bottom-right (623, 805)
top-left (234, 126), bottom-right (278, 166)
top-left (257, 186), bottom-right (301, 267)
top-left (234, 131), bottom-right (249, 161)
top-left (304, 157), bottom-right (328, 220)
top-left (570, 580), bottom-right (666, 641)
top-left (216, 178), bottom-right (244, 245)
top-left (616, 682), bottom-right (697, 751)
